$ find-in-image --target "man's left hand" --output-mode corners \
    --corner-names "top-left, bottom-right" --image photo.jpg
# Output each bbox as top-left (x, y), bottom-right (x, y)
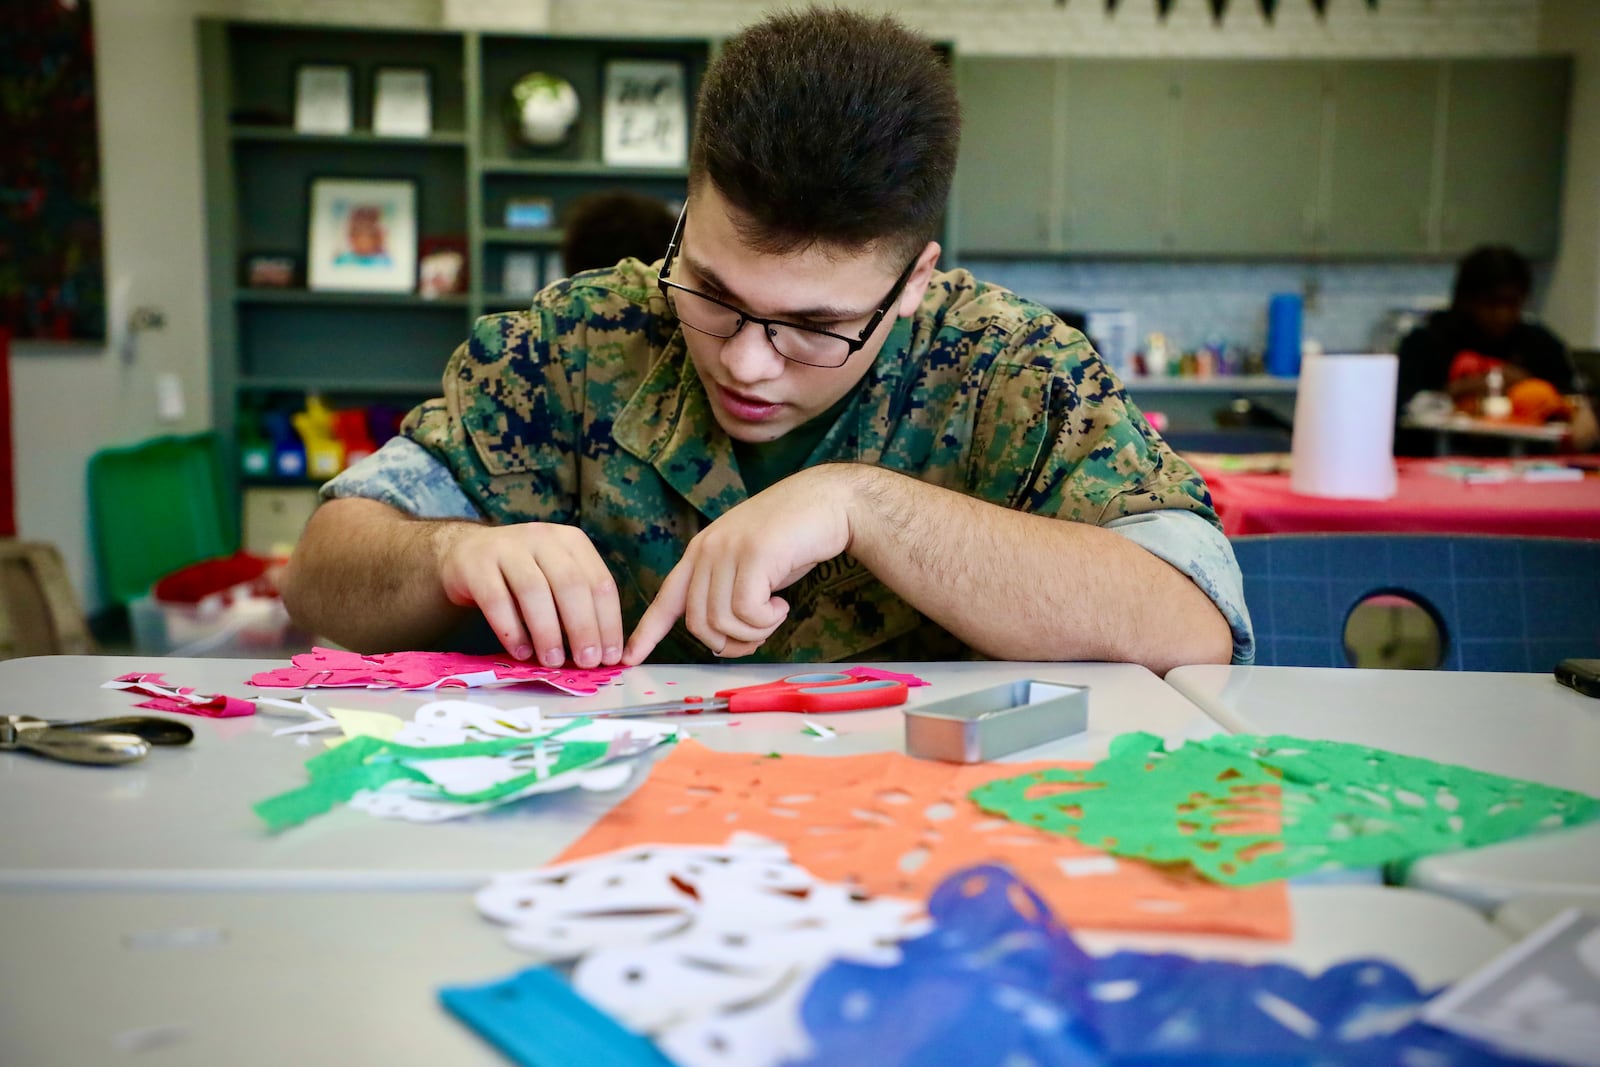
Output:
top-left (622, 467), bottom-right (855, 663)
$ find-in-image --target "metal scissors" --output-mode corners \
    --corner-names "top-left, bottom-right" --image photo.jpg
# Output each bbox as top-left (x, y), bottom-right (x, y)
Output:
top-left (548, 672), bottom-right (909, 719)
top-left (0, 714), bottom-right (195, 766)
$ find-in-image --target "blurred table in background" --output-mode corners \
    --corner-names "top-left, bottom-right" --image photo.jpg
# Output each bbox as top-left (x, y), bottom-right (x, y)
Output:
top-left (1400, 413), bottom-right (1570, 457)
top-left (1193, 457), bottom-right (1600, 540)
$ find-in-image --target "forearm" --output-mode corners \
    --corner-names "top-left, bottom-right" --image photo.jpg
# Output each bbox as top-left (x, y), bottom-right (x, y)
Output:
top-left (839, 466), bottom-right (1232, 673)
top-left (282, 497), bottom-right (473, 653)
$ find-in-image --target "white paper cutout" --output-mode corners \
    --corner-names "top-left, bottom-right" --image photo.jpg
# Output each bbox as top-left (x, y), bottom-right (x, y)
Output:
top-left (339, 702), bottom-right (681, 824)
top-left (393, 699), bottom-right (542, 747)
top-left (475, 837), bottom-right (927, 1067)
top-left (254, 695), bottom-right (327, 719)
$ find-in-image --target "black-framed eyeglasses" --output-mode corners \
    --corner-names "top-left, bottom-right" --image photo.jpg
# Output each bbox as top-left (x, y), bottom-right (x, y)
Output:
top-left (656, 205), bottom-right (918, 369)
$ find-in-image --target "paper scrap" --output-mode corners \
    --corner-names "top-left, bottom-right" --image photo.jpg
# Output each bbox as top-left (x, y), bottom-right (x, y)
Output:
top-left (103, 672), bottom-right (254, 718)
top-left (792, 864), bottom-right (1526, 1067)
top-left (248, 647), bottom-right (624, 694)
top-left (801, 719), bottom-right (837, 740)
top-left (1423, 908), bottom-right (1600, 1067)
top-left (442, 967), bottom-right (671, 1067)
top-left (842, 666), bottom-right (930, 688)
top-left (254, 704), bottom-right (680, 830)
top-left (558, 741), bottom-right (1290, 940)
top-left (327, 707), bottom-right (403, 742)
top-left (476, 838), bottom-right (925, 1067)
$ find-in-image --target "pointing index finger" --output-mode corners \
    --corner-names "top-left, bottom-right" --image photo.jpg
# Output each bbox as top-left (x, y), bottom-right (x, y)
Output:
top-left (622, 562), bottom-right (691, 665)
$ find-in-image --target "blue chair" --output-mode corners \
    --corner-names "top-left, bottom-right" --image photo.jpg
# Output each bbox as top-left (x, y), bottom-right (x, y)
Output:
top-left (1233, 533), bottom-right (1600, 671)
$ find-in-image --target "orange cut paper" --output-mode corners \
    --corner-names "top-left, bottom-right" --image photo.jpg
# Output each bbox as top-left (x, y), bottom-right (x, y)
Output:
top-left (559, 741), bottom-right (1291, 940)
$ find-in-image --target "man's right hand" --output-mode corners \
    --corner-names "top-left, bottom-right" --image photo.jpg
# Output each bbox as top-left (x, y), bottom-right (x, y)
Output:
top-left (434, 522), bottom-right (624, 668)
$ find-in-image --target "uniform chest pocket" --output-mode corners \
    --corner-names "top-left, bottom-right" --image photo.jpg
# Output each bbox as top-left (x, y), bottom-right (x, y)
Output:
top-left (764, 554), bottom-right (924, 663)
top-left (967, 364), bottom-right (1059, 510)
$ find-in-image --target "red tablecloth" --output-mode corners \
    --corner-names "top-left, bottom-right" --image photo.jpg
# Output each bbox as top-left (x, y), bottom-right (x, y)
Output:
top-left (1198, 458), bottom-right (1600, 540)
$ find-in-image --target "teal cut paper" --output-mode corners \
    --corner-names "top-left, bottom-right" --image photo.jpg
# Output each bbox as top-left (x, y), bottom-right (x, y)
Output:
top-left (969, 731), bottom-right (1600, 886)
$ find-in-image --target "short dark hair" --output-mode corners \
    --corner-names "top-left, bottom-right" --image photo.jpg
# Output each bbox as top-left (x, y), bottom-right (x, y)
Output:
top-left (559, 191), bottom-right (679, 275)
top-left (1453, 245), bottom-right (1532, 307)
top-left (689, 6), bottom-right (960, 260)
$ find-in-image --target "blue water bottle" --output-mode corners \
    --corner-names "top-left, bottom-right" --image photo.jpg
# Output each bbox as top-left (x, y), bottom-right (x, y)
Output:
top-left (1265, 293), bottom-right (1303, 378)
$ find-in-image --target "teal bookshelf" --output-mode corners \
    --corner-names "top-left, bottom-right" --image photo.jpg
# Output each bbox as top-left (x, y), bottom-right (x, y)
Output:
top-left (199, 19), bottom-right (711, 503)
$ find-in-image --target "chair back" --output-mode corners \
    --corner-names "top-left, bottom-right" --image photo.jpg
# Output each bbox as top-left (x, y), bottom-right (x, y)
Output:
top-left (87, 433), bottom-right (235, 607)
top-left (1233, 533), bottom-right (1600, 671)
top-left (0, 540), bottom-right (96, 658)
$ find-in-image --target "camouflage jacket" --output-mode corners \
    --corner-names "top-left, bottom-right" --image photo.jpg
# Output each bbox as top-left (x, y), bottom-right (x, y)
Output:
top-left (401, 260), bottom-right (1222, 663)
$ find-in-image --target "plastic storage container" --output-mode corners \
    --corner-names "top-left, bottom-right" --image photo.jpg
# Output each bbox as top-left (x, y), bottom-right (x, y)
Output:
top-left (129, 584), bottom-right (297, 657)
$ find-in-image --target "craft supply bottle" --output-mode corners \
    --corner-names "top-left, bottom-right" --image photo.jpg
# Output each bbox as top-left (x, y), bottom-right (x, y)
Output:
top-left (1482, 367), bottom-right (1512, 419)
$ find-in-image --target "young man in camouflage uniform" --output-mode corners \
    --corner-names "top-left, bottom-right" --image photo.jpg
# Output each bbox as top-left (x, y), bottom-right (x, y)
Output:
top-left (285, 8), bottom-right (1253, 673)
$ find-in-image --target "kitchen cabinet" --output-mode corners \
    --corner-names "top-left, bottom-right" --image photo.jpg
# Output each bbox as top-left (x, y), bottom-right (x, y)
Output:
top-left (1170, 62), bottom-right (1325, 255)
top-left (1059, 62), bottom-right (1175, 253)
top-left (1322, 62), bottom-right (1441, 256)
top-left (951, 57), bottom-right (1571, 260)
top-left (1439, 59), bottom-right (1569, 258)
top-left (951, 59), bottom-right (1059, 254)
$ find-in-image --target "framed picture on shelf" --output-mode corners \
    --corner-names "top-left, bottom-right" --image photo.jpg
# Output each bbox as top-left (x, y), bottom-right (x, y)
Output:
top-left (306, 177), bottom-right (417, 292)
top-left (601, 59), bottom-right (688, 167)
top-left (418, 235), bottom-right (467, 298)
top-left (242, 253), bottom-right (298, 289)
top-left (372, 66), bottom-right (431, 138)
top-left (293, 64), bottom-right (353, 135)
top-left (504, 196), bottom-right (554, 230)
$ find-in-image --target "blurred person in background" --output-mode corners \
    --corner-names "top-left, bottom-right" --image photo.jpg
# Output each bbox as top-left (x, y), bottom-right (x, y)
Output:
top-left (1395, 245), bottom-right (1597, 454)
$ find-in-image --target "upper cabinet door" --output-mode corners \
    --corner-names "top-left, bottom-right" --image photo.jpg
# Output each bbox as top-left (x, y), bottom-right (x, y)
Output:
top-left (1439, 59), bottom-right (1571, 258)
top-left (1323, 62), bottom-right (1441, 256)
top-left (1059, 61), bottom-right (1177, 254)
top-left (1170, 62), bottom-right (1326, 255)
top-left (952, 58), bottom-right (1060, 255)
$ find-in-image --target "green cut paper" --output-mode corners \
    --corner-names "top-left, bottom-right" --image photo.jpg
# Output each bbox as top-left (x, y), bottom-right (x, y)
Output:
top-left (968, 731), bottom-right (1600, 886)
top-left (422, 739), bottom-right (611, 805)
top-left (253, 720), bottom-right (606, 832)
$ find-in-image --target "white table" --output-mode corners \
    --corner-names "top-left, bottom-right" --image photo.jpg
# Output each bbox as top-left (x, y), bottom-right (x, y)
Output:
top-left (1166, 664), bottom-right (1600, 910)
top-left (1, 655), bottom-right (1525, 1066)
top-left (0, 885), bottom-right (1509, 1067)
top-left (1, 656), bottom-right (1214, 890)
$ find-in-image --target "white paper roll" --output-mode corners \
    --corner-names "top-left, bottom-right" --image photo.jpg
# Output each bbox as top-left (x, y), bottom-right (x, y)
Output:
top-left (1290, 353), bottom-right (1399, 500)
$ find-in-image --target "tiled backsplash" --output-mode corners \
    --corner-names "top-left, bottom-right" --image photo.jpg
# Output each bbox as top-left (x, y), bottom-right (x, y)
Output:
top-left (958, 257), bottom-right (1553, 356)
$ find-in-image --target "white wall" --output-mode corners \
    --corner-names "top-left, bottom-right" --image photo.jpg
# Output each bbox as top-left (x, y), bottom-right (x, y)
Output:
top-left (544, 0), bottom-right (1545, 57)
top-left (11, 0), bottom-right (212, 613)
top-left (1541, 0), bottom-right (1600, 348)
top-left (6, 0), bottom-right (1587, 611)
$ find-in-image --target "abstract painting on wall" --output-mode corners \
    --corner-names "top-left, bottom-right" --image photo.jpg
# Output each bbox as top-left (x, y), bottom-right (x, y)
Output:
top-left (1, 0), bottom-right (105, 341)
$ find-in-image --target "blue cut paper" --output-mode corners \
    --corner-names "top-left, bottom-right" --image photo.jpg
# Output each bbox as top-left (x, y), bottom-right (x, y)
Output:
top-left (440, 965), bottom-right (671, 1067)
top-left (789, 865), bottom-right (1532, 1067)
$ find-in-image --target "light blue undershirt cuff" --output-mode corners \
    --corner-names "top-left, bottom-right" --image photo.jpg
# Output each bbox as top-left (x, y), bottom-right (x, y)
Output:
top-left (1104, 510), bottom-right (1257, 665)
top-left (320, 436), bottom-right (482, 521)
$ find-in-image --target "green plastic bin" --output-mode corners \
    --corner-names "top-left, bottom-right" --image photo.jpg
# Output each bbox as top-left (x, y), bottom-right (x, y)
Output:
top-left (87, 433), bottom-right (236, 607)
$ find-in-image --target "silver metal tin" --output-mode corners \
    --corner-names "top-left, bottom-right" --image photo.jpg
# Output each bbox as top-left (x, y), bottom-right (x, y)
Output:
top-left (904, 679), bottom-right (1089, 763)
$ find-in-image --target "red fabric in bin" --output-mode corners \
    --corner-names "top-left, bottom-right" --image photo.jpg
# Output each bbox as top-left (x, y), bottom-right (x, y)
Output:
top-left (152, 551), bottom-right (271, 604)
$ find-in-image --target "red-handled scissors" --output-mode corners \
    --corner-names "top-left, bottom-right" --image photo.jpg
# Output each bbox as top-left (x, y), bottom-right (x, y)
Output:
top-left (550, 673), bottom-right (909, 719)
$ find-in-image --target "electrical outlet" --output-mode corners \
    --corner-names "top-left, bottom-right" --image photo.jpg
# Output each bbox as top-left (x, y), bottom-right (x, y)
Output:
top-left (156, 373), bottom-right (185, 423)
